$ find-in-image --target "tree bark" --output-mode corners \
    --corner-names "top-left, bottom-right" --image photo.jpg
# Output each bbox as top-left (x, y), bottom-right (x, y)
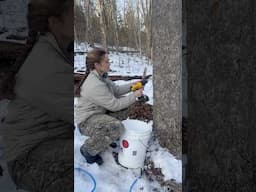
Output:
top-left (152, 0), bottom-right (182, 159)
top-left (136, 1), bottom-right (142, 55)
top-left (186, 0), bottom-right (256, 191)
top-left (97, 0), bottom-right (108, 49)
top-left (85, 0), bottom-right (94, 47)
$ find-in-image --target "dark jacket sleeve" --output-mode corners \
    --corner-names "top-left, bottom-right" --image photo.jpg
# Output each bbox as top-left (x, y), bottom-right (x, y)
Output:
top-left (15, 42), bottom-right (73, 124)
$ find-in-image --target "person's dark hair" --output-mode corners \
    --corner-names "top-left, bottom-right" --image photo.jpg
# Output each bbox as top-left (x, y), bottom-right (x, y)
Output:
top-left (8, 0), bottom-right (73, 99)
top-left (75, 48), bottom-right (107, 97)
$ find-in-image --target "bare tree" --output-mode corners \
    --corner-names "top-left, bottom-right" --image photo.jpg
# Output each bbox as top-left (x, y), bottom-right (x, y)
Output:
top-left (152, 0), bottom-right (182, 158)
top-left (75, 0), bottom-right (152, 55)
top-left (74, 2), bottom-right (86, 43)
top-left (84, 0), bottom-right (95, 47)
top-left (97, 0), bottom-right (108, 49)
top-left (110, 0), bottom-right (120, 51)
top-left (186, 0), bottom-right (255, 191)
top-left (136, 0), bottom-right (142, 55)
top-left (140, 0), bottom-right (152, 58)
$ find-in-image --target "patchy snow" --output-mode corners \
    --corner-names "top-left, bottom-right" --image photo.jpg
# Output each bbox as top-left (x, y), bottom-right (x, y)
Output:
top-left (74, 124), bottom-right (163, 192)
top-left (74, 121), bottom-right (181, 192)
top-left (150, 143), bottom-right (182, 183)
top-left (74, 47), bottom-right (182, 191)
top-left (0, 0), bottom-right (28, 44)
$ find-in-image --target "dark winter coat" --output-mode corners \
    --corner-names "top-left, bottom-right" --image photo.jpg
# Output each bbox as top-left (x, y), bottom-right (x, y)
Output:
top-left (1, 33), bottom-right (73, 161)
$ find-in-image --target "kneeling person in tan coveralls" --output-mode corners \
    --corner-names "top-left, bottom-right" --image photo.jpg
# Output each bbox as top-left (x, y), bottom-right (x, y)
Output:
top-left (75, 48), bottom-right (143, 165)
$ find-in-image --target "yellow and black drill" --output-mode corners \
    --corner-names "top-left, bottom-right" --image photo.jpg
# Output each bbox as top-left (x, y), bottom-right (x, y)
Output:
top-left (130, 68), bottom-right (149, 102)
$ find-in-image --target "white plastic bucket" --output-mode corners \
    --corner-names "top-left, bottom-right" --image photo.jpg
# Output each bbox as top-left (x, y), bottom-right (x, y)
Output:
top-left (118, 119), bottom-right (152, 169)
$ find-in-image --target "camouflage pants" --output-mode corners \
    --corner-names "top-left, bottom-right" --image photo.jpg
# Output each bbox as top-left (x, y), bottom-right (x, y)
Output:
top-left (78, 107), bottom-right (130, 156)
top-left (7, 139), bottom-right (73, 192)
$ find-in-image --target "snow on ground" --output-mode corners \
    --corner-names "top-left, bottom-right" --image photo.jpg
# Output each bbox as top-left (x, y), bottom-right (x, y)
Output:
top-left (149, 140), bottom-right (182, 183)
top-left (74, 44), bottom-right (182, 192)
top-left (0, 0), bottom-right (28, 44)
top-left (74, 124), bottom-right (163, 192)
top-left (74, 121), bottom-right (181, 192)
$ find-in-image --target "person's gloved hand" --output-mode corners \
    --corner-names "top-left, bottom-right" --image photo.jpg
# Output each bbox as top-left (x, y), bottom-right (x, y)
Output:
top-left (133, 89), bottom-right (143, 98)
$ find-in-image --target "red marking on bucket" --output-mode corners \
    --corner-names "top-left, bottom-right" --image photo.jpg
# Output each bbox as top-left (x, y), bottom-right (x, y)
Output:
top-left (122, 140), bottom-right (129, 148)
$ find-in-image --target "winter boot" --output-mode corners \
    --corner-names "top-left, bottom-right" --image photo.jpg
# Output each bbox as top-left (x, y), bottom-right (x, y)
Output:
top-left (109, 142), bottom-right (117, 148)
top-left (80, 147), bottom-right (103, 165)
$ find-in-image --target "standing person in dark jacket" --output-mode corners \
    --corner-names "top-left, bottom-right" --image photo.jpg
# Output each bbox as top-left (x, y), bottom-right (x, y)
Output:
top-left (1, 0), bottom-right (74, 191)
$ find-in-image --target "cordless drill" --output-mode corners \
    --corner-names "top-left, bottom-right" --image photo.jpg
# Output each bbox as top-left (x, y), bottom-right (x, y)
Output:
top-left (131, 79), bottom-right (149, 102)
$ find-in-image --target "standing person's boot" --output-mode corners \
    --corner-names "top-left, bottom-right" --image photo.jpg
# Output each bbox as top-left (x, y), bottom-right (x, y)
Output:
top-left (80, 146), bottom-right (103, 165)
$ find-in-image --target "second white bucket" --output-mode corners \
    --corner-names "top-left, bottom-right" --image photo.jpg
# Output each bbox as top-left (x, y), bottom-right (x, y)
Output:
top-left (118, 119), bottom-right (152, 169)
